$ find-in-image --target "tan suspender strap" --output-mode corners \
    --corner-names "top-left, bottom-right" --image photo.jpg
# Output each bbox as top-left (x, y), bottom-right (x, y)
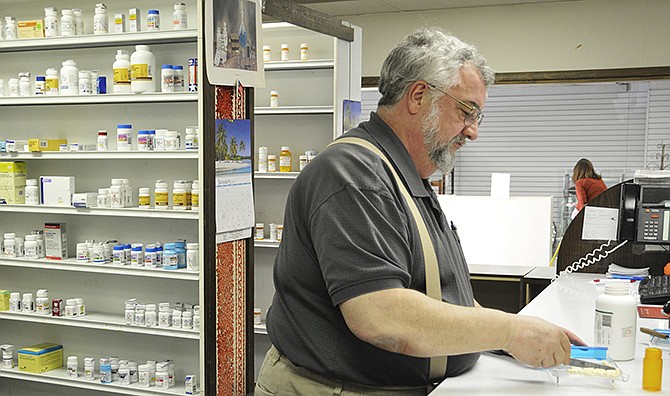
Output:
top-left (329, 137), bottom-right (448, 381)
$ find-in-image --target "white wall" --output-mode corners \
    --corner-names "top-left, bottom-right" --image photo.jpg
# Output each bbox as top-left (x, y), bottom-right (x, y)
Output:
top-left (343, 0), bottom-right (670, 77)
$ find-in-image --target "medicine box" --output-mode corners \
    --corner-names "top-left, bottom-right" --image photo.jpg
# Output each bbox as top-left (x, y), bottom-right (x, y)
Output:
top-left (18, 343), bottom-right (63, 374)
top-left (129, 8), bottom-right (140, 32)
top-left (0, 290), bottom-right (9, 311)
top-left (28, 139), bottom-right (68, 152)
top-left (0, 161), bottom-right (27, 204)
top-left (115, 13), bottom-right (126, 33)
top-left (44, 222), bottom-right (67, 260)
top-left (73, 192), bottom-right (98, 208)
top-left (40, 176), bottom-right (75, 206)
top-left (17, 20), bottom-right (45, 38)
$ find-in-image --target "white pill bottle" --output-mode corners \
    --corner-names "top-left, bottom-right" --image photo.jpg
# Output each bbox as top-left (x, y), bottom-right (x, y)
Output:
top-left (594, 282), bottom-right (637, 361)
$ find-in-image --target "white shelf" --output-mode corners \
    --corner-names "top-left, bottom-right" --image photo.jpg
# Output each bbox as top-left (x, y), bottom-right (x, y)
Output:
top-left (0, 257), bottom-right (199, 281)
top-left (0, 151), bottom-right (198, 160)
top-left (0, 93), bottom-right (198, 106)
top-left (0, 311), bottom-right (199, 340)
top-left (0, 29), bottom-right (198, 52)
top-left (255, 105), bottom-right (334, 115)
top-left (0, 205), bottom-right (199, 220)
top-left (0, 367), bottom-right (188, 396)
top-left (253, 240), bottom-right (281, 248)
top-left (264, 59), bottom-right (334, 71)
top-left (254, 171), bottom-right (300, 179)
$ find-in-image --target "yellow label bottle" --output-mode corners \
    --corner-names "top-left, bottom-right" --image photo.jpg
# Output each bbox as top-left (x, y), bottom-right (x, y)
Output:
top-left (280, 146), bottom-right (292, 172)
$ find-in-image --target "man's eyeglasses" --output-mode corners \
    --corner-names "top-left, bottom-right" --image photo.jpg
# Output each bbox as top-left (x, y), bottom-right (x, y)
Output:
top-left (426, 82), bottom-right (484, 127)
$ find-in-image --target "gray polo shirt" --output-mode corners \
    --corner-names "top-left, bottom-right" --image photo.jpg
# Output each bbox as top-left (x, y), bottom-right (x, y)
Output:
top-left (266, 112), bottom-right (480, 387)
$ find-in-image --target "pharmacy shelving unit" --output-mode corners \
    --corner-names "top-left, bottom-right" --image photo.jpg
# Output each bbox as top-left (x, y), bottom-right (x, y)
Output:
top-left (252, 22), bottom-right (361, 378)
top-left (0, 1), bottom-right (204, 395)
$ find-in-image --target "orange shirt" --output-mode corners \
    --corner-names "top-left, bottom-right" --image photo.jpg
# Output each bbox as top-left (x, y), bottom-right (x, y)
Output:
top-left (575, 178), bottom-right (608, 211)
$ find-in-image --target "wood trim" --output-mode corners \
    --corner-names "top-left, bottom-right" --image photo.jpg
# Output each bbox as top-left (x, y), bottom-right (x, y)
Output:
top-left (262, 0), bottom-right (354, 42)
top-left (246, 88), bottom-right (256, 392)
top-left (362, 66), bottom-right (670, 88)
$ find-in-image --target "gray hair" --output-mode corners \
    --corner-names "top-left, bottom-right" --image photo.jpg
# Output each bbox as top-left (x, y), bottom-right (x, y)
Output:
top-left (378, 27), bottom-right (495, 107)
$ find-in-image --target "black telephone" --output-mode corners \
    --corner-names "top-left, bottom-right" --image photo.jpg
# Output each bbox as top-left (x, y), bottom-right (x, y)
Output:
top-left (618, 182), bottom-right (670, 244)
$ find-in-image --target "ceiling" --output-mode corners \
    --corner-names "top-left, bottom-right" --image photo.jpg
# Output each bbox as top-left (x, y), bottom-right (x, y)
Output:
top-left (288, 0), bottom-right (581, 17)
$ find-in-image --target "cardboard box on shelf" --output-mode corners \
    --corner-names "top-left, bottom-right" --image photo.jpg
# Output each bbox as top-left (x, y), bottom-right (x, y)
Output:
top-left (28, 139), bottom-right (68, 152)
top-left (18, 343), bottom-right (63, 373)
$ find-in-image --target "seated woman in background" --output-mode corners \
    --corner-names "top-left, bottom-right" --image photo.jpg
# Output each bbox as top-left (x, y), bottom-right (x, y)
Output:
top-left (571, 158), bottom-right (608, 218)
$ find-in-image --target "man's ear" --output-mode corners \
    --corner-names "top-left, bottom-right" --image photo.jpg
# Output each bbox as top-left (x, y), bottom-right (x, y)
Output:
top-left (406, 81), bottom-right (430, 115)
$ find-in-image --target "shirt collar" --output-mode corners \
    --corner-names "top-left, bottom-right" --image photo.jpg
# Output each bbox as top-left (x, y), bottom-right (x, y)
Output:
top-left (363, 112), bottom-right (431, 198)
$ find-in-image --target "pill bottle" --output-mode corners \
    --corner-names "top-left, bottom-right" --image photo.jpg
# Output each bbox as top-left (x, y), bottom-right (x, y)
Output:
top-left (191, 180), bottom-right (199, 210)
top-left (594, 282), bottom-right (636, 361)
top-left (84, 357), bottom-right (95, 380)
top-left (172, 181), bottom-right (187, 210)
top-left (185, 126), bottom-right (198, 150)
top-left (182, 310), bottom-right (193, 329)
top-left (3, 233), bottom-right (16, 257)
top-left (145, 304), bottom-right (157, 327)
top-left (14, 236), bottom-right (24, 257)
top-left (193, 310), bottom-right (200, 329)
top-left (280, 43), bottom-right (289, 61)
top-left (97, 130), bottom-right (108, 151)
top-left (255, 223), bottom-right (264, 240)
top-left (100, 358), bottom-right (112, 383)
top-left (145, 244), bottom-right (157, 267)
top-left (161, 64), bottom-right (174, 92)
top-left (35, 76), bottom-right (46, 95)
top-left (117, 124), bottom-right (132, 150)
top-left (94, 3), bottom-right (108, 35)
top-left (78, 70), bottom-right (92, 94)
top-left (300, 43), bottom-right (309, 60)
top-left (280, 146), bottom-right (292, 172)
top-left (46, 68), bottom-right (59, 95)
top-left (119, 363), bottom-right (130, 385)
top-left (25, 179), bottom-right (39, 205)
top-left (93, 243), bottom-right (106, 263)
top-left (172, 65), bottom-right (185, 91)
top-left (173, 3), bottom-right (187, 30)
top-left (269, 223), bottom-right (278, 241)
top-left (158, 305), bottom-right (171, 327)
top-left (61, 9), bottom-right (75, 36)
top-left (270, 90), bottom-right (279, 107)
top-left (163, 243), bottom-right (178, 270)
top-left (36, 289), bottom-right (51, 315)
top-left (137, 130), bottom-right (150, 151)
top-left (19, 75), bottom-right (31, 97)
top-left (123, 178), bottom-right (133, 207)
top-left (171, 309), bottom-right (182, 328)
top-left (130, 243), bottom-right (144, 266)
top-left (97, 188), bottom-right (110, 207)
top-left (277, 224), bottom-right (284, 241)
top-left (73, 9), bottom-right (84, 34)
top-left (642, 347), bottom-right (662, 391)
top-left (113, 50), bottom-right (131, 94)
top-left (254, 308), bottom-right (262, 325)
top-left (156, 362), bottom-right (169, 389)
top-left (110, 357), bottom-right (120, 381)
top-left (147, 9), bottom-right (160, 31)
top-left (67, 356), bottom-right (78, 378)
top-left (76, 242), bottom-right (89, 261)
top-left (155, 181), bottom-right (169, 208)
top-left (136, 363), bottom-right (150, 387)
top-left (22, 293), bottom-right (35, 312)
top-left (187, 242), bottom-right (199, 271)
top-left (44, 7), bottom-right (59, 37)
top-left (134, 303), bottom-right (146, 325)
top-left (165, 130), bottom-right (180, 150)
top-left (60, 59), bottom-right (79, 95)
top-left (34, 231), bottom-right (45, 258)
top-left (263, 45), bottom-right (271, 62)
top-left (9, 293), bottom-right (21, 312)
top-left (268, 154), bottom-right (277, 172)
top-left (1, 345), bottom-right (14, 369)
top-left (175, 241), bottom-right (186, 268)
top-left (258, 146), bottom-right (268, 172)
top-left (112, 244), bottom-right (124, 265)
top-left (4, 17), bottom-right (17, 40)
top-left (25, 235), bottom-right (39, 259)
top-left (130, 45), bottom-right (156, 93)
top-left (138, 187), bottom-right (151, 208)
top-left (8, 78), bottom-right (18, 96)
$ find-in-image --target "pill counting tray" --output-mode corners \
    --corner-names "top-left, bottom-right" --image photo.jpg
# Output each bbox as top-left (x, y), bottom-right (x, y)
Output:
top-left (550, 357), bottom-right (629, 388)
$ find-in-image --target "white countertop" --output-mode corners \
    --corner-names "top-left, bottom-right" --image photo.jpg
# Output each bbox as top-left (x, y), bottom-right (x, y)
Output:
top-left (432, 274), bottom-right (670, 395)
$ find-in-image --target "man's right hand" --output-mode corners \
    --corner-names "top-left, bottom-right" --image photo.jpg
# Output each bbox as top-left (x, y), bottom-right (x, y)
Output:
top-left (503, 315), bottom-right (586, 368)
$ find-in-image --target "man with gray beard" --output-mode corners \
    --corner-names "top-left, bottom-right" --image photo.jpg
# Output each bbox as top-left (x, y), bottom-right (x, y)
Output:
top-left (256, 27), bottom-right (584, 395)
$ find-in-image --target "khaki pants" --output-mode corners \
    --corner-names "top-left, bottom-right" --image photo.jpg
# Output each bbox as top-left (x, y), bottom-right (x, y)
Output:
top-left (255, 345), bottom-right (433, 396)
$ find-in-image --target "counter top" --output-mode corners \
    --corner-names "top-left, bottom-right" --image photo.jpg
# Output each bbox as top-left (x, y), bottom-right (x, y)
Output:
top-left (433, 274), bottom-right (669, 395)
